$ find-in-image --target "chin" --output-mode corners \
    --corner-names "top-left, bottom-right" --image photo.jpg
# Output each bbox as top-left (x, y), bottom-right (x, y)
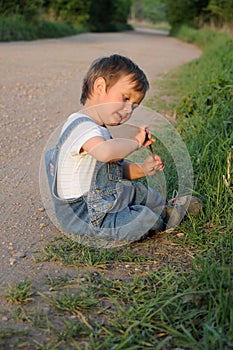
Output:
top-left (108, 122), bottom-right (121, 126)
top-left (106, 119), bottom-right (122, 126)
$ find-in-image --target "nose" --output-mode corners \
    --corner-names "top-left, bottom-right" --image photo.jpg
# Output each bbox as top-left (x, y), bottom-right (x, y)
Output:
top-left (124, 102), bottom-right (134, 113)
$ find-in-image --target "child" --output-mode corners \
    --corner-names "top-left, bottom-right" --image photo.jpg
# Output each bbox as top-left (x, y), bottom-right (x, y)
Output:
top-left (46, 54), bottom-right (201, 246)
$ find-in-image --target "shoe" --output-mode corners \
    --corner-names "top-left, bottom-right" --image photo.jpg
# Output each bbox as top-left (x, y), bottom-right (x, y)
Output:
top-left (168, 195), bottom-right (203, 216)
top-left (164, 195), bottom-right (203, 230)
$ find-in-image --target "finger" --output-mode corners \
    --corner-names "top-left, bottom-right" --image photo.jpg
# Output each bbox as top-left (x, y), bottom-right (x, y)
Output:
top-left (145, 128), bottom-right (153, 140)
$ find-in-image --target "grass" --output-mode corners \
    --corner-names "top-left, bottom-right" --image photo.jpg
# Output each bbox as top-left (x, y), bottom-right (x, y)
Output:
top-left (0, 27), bottom-right (232, 349)
top-left (149, 27), bottom-right (233, 221)
top-left (3, 280), bottom-right (34, 305)
top-left (35, 236), bottom-right (153, 267)
top-left (2, 241), bottom-right (233, 349)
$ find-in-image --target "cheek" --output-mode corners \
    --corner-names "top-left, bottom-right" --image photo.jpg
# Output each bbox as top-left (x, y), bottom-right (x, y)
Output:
top-left (114, 102), bottom-right (126, 111)
top-left (98, 103), bottom-right (119, 118)
top-left (108, 102), bottom-right (125, 113)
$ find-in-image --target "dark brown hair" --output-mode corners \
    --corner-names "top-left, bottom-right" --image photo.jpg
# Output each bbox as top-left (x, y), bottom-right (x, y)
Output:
top-left (80, 54), bottom-right (149, 105)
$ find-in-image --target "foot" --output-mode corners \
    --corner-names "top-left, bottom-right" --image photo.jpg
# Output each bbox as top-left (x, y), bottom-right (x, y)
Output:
top-left (164, 195), bottom-right (203, 229)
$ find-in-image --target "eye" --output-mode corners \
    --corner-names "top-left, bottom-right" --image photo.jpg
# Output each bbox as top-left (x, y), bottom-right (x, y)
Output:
top-left (123, 95), bottom-right (130, 102)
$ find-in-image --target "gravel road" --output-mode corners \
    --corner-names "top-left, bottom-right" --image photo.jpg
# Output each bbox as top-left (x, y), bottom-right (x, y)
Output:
top-left (0, 31), bottom-right (201, 293)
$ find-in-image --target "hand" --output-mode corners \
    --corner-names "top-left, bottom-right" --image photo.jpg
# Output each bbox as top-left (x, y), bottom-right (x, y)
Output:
top-left (134, 125), bottom-right (155, 148)
top-left (142, 155), bottom-right (165, 176)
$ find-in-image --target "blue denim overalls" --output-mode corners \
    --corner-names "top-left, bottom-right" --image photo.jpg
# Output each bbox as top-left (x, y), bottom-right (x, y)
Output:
top-left (45, 116), bottom-right (166, 247)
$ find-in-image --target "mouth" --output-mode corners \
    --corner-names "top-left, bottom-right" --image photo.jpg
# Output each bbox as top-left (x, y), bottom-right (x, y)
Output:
top-left (106, 112), bottom-right (130, 126)
top-left (118, 112), bottom-right (130, 122)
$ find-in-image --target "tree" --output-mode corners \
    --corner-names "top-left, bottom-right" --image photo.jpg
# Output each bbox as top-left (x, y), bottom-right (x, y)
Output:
top-left (206, 0), bottom-right (233, 27)
top-left (165, 0), bottom-right (209, 33)
top-left (47, 0), bottom-right (91, 23)
top-left (131, 0), bottom-right (167, 24)
top-left (88, 0), bottom-right (132, 32)
top-left (0, 0), bottom-right (44, 20)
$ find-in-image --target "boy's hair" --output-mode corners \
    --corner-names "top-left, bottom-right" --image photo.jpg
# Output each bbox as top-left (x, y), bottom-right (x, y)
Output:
top-left (80, 54), bottom-right (149, 105)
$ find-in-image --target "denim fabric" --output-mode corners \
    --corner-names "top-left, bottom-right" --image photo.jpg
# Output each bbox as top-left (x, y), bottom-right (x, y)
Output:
top-left (46, 116), bottom-right (166, 245)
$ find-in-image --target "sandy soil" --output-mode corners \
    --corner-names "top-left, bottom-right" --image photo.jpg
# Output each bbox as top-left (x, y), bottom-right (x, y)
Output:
top-left (0, 31), bottom-right (201, 301)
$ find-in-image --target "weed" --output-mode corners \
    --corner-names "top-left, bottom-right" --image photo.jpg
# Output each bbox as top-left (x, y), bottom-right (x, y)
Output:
top-left (0, 329), bottom-right (29, 350)
top-left (36, 236), bottom-right (152, 267)
top-left (39, 289), bottom-right (98, 315)
top-left (3, 280), bottom-right (34, 304)
top-left (47, 274), bottom-right (71, 291)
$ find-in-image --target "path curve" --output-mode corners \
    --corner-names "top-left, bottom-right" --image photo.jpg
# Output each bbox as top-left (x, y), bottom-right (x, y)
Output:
top-left (0, 31), bottom-right (201, 288)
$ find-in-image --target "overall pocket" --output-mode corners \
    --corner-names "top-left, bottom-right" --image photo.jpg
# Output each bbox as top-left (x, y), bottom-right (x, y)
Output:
top-left (87, 189), bottom-right (117, 227)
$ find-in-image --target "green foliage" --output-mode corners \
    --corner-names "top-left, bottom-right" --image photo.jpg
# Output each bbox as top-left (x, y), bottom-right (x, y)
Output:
top-left (156, 29), bottom-right (233, 227)
top-left (0, 0), bottom-right (43, 20)
top-left (131, 0), bottom-right (233, 32)
top-left (175, 25), bottom-right (219, 47)
top-left (206, 0), bottom-right (233, 27)
top-left (131, 0), bottom-right (167, 23)
top-left (3, 280), bottom-right (34, 304)
top-left (0, 15), bottom-right (81, 41)
top-left (47, 0), bottom-right (91, 24)
top-left (0, 0), bottom-right (133, 40)
top-left (165, 0), bottom-right (209, 33)
top-left (88, 0), bottom-right (132, 32)
top-left (165, 0), bottom-right (233, 33)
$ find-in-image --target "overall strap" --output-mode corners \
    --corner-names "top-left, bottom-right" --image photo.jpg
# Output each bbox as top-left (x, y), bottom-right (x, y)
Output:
top-left (57, 116), bottom-right (94, 150)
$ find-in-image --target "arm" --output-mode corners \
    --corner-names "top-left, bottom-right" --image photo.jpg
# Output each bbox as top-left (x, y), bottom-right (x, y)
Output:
top-left (82, 125), bottom-right (155, 162)
top-left (123, 155), bottom-right (165, 180)
top-left (82, 136), bottom-right (139, 162)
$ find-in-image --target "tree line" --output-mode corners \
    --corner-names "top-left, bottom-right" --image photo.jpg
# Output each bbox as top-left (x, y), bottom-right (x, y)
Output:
top-left (132, 0), bottom-right (233, 33)
top-left (0, 0), bottom-right (232, 32)
top-left (0, 0), bottom-right (132, 32)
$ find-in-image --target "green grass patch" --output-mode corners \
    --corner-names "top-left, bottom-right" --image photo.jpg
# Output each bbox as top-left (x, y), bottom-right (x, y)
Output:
top-left (4, 238), bottom-right (233, 349)
top-left (3, 280), bottom-right (34, 305)
top-left (36, 236), bottom-right (153, 267)
top-left (150, 29), bottom-right (232, 227)
top-left (0, 15), bottom-right (87, 41)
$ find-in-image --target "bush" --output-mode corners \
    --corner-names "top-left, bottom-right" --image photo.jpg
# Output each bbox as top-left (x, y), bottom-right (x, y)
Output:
top-left (0, 15), bottom-right (81, 41)
top-left (88, 0), bottom-right (132, 32)
top-left (165, 0), bottom-right (209, 34)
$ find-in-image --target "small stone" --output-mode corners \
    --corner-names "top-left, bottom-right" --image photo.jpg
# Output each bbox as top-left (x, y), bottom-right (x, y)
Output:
top-left (176, 232), bottom-right (184, 237)
top-left (2, 316), bottom-right (8, 321)
top-left (38, 207), bottom-right (45, 212)
top-left (9, 258), bottom-right (17, 265)
top-left (13, 251), bottom-right (26, 258)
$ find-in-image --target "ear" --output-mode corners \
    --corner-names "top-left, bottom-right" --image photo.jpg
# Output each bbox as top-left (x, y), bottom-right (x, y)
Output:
top-left (93, 77), bottom-right (106, 96)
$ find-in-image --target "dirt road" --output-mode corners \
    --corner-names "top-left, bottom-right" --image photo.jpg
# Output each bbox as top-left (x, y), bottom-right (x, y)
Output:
top-left (0, 31), bottom-right (201, 293)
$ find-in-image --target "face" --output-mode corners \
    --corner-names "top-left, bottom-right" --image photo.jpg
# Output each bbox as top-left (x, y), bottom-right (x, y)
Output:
top-left (95, 75), bottom-right (144, 126)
